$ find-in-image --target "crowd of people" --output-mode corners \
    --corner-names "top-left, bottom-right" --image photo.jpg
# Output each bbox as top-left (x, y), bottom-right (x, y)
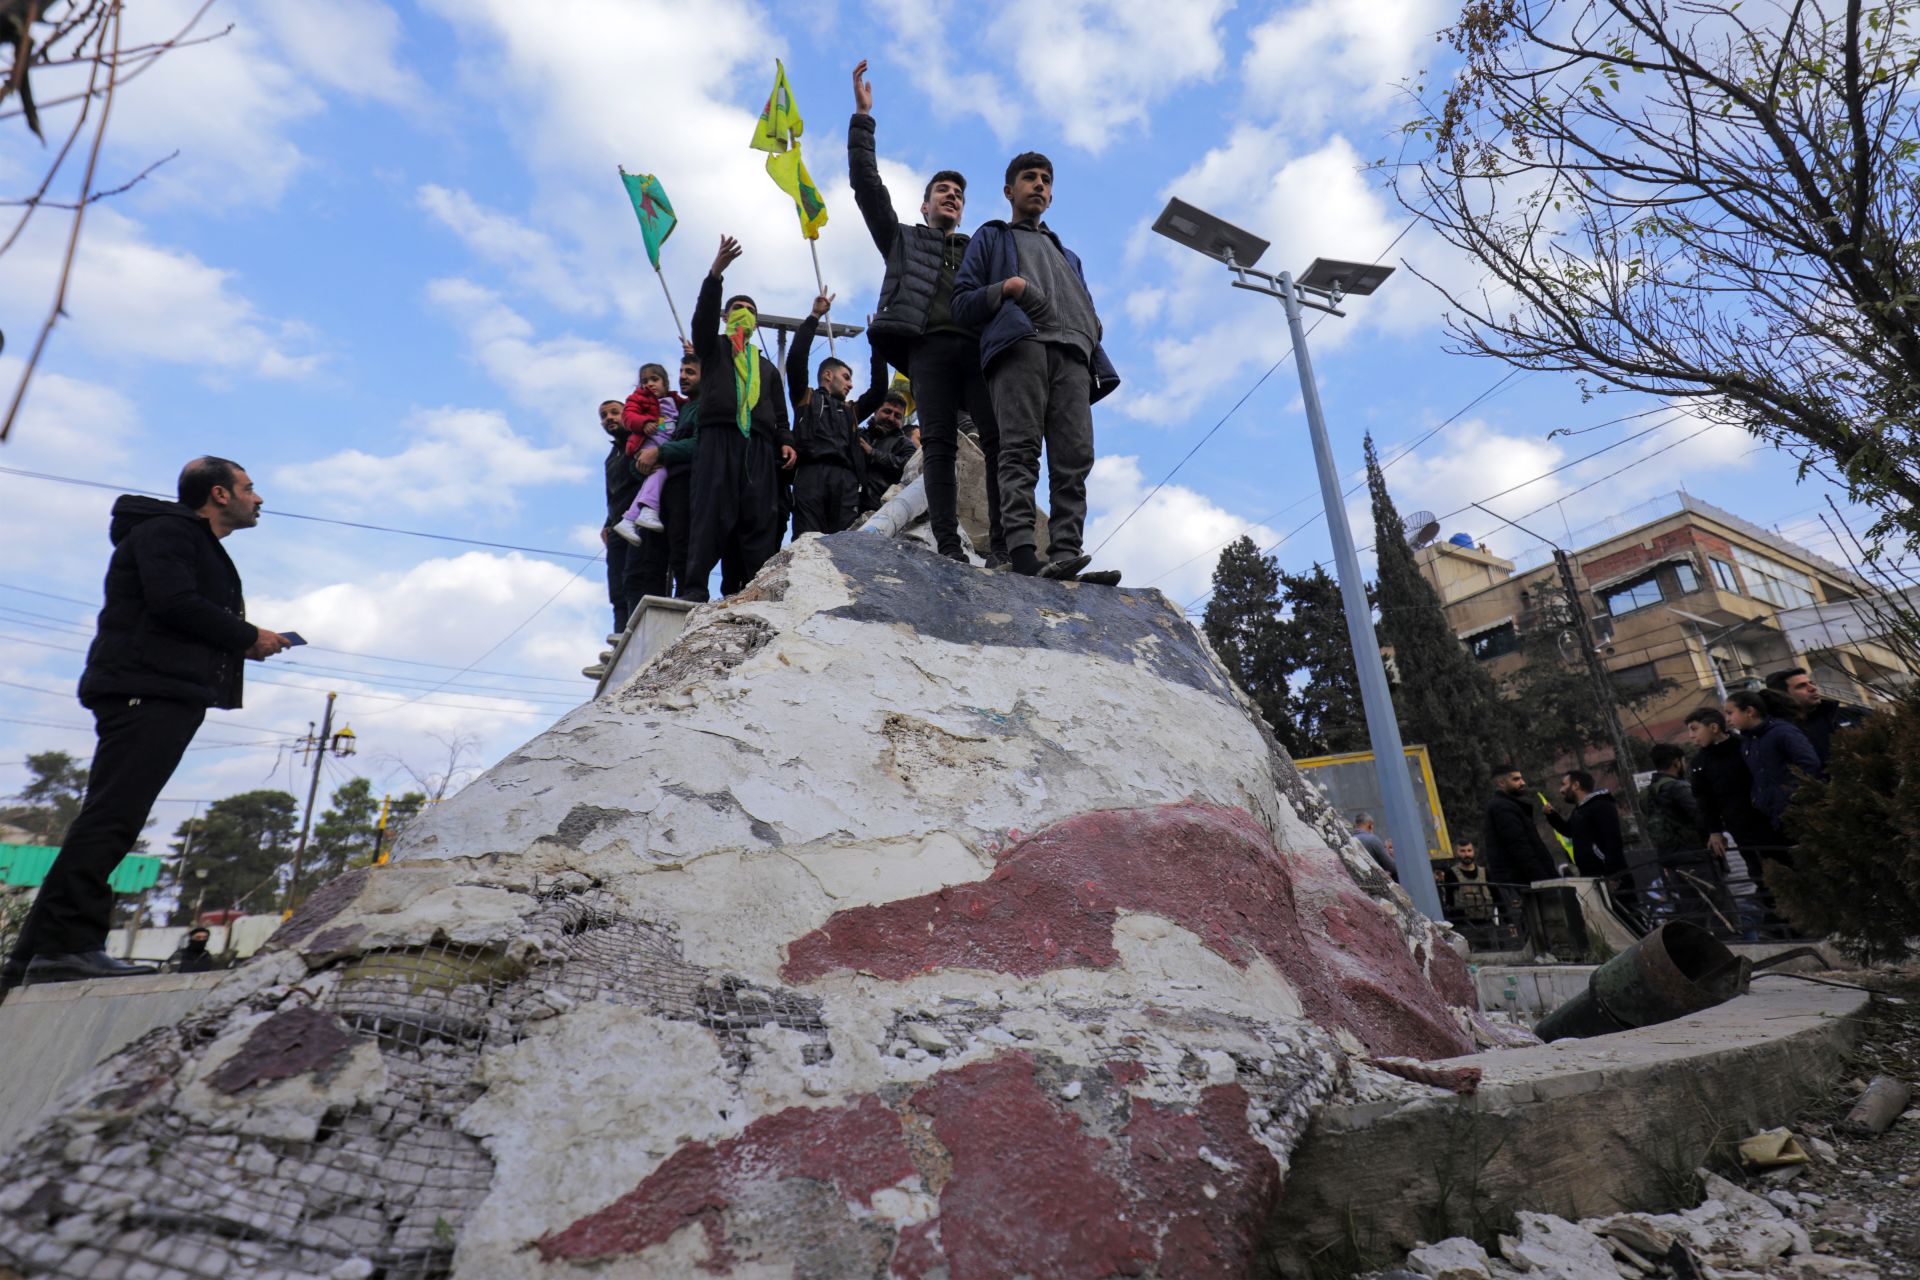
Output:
top-left (593, 61), bottom-right (1122, 658)
top-left (1420, 667), bottom-right (1871, 940)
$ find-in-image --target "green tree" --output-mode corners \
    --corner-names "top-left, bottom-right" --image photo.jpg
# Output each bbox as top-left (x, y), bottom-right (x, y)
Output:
top-left (162, 790), bottom-right (298, 925)
top-left (1366, 434), bottom-right (1519, 838)
top-left (1, 750), bottom-right (87, 843)
top-left (1274, 564), bottom-right (1371, 757)
top-left (305, 777), bottom-right (380, 893)
top-left (1203, 537), bottom-right (1293, 742)
top-left (1397, 0), bottom-right (1920, 553)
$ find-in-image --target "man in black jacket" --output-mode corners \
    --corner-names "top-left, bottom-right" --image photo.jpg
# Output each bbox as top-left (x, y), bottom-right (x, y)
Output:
top-left (1482, 764), bottom-right (1563, 886)
top-left (859, 391), bottom-right (917, 510)
top-left (1546, 769), bottom-right (1628, 881)
top-left (849, 59), bottom-right (1007, 566)
top-left (787, 289), bottom-right (886, 537)
top-left (679, 235), bottom-right (798, 602)
top-left (3, 458), bottom-right (290, 993)
top-left (598, 398), bottom-right (641, 632)
top-left (1684, 706), bottom-right (1777, 880)
top-left (1765, 667), bottom-right (1871, 769)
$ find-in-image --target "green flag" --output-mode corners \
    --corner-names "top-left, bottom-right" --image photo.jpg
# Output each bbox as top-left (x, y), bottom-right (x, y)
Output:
top-left (619, 167), bottom-right (676, 269)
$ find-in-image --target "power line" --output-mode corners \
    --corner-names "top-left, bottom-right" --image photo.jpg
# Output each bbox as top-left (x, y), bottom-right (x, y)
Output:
top-left (0, 465), bottom-right (600, 562)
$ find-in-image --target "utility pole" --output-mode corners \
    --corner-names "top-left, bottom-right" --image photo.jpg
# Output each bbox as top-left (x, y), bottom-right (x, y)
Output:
top-left (1549, 550), bottom-right (1647, 833)
top-left (287, 692), bottom-right (357, 913)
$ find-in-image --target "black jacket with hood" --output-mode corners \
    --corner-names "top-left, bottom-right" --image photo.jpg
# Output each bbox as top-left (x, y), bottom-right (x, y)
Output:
top-left (78, 496), bottom-right (258, 709)
top-left (1546, 790), bottom-right (1627, 879)
top-left (1482, 789), bottom-right (1562, 885)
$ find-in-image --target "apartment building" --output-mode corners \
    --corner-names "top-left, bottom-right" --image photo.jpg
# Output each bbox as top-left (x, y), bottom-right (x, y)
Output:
top-left (1416, 492), bottom-right (1909, 752)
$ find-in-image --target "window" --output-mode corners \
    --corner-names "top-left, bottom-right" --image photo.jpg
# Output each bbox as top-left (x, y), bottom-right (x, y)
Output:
top-left (1710, 558), bottom-right (1740, 593)
top-left (1670, 560), bottom-right (1700, 595)
top-left (1600, 574), bottom-right (1665, 616)
top-left (1612, 660), bottom-right (1661, 691)
top-left (1731, 545), bottom-right (1817, 608)
top-left (1467, 622), bottom-right (1519, 661)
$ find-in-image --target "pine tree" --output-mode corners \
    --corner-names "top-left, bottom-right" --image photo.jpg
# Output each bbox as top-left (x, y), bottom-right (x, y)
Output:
top-left (162, 790), bottom-right (298, 924)
top-left (1274, 564), bottom-right (1371, 757)
top-left (1202, 537), bottom-right (1293, 744)
top-left (306, 777), bottom-right (381, 892)
top-left (1365, 434), bottom-right (1518, 839)
top-left (1, 751), bottom-right (87, 843)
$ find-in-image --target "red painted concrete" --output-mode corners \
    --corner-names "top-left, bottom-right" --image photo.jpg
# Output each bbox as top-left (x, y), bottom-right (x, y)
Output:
top-left (537, 1052), bottom-right (1301, 1277)
top-left (783, 801), bottom-right (1472, 1059)
top-left (534, 1093), bottom-right (915, 1268)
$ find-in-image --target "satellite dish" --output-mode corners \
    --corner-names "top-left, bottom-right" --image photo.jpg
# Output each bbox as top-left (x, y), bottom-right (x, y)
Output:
top-left (1403, 511), bottom-right (1441, 548)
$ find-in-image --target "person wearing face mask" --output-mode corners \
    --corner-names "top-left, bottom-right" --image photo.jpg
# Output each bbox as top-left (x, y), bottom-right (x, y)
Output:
top-left (678, 236), bottom-right (798, 603)
top-left (168, 926), bottom-right (221, 973)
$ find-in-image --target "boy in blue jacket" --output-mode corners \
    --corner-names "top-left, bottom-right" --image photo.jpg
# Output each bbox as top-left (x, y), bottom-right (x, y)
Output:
top-left (952, 152), bottom-right (1121, 584)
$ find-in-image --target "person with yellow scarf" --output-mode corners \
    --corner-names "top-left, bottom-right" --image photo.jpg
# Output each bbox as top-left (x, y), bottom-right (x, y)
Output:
top-left (678, 235), bottom-right (798, 602)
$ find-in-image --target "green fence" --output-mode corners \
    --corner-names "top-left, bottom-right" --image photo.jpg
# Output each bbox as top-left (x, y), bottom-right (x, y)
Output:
top-left (0, 845), bottom-right (164, 893)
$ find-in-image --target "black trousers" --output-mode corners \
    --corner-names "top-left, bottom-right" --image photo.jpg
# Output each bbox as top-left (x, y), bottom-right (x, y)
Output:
top-left (791, 464), bottom-right (861, 537)
top-left (8, 696), bottom-right (205, 962)
top-left (911, 332), bottom-right (1006, 558)
top-left (604, 530), bottom-right (634, 631)
top-left (681, 427), bottom-right (786, 602)
top-left (624, 470), bottom-right (696, 603)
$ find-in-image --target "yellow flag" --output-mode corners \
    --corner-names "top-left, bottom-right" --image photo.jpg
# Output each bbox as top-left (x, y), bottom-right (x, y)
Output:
top-left (750, 60), bottom-right (828, 240)
top-left (765, 147), bottom-right (829, 240)
top-left (750, 59), bottom-right (804, 153)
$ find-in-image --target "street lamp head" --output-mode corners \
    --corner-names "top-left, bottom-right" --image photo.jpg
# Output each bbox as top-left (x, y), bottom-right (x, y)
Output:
top-left (1151, 197), bottom-right (1269, 267)
top-left (1299, 258), bottom-right (1394, 297)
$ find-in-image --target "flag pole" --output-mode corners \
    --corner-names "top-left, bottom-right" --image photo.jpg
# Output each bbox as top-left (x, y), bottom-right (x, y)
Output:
top-left (653, 265), bottom-right (687, 345)
top-left (807, 238), bottom-right (835, 357)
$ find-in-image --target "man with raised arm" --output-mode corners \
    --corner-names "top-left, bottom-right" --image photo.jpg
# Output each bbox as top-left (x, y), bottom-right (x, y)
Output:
top-left (848, 59), bottom-right (1008, 566)
top-left (678, 236), bottom-right (797, 602)
top-left (786, 288), bottom-right (887, 537)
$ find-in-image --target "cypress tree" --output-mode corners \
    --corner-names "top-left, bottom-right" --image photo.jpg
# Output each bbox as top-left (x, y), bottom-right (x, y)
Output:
top-left (1202, 536), bottom-right (1293, 745)
top-left (1275, 564), bottom-right (1371, 757)
top-left (1365, 434), bottom-right (1518, 838)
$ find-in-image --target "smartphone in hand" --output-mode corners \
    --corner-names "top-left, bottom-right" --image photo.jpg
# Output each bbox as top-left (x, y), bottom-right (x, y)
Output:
top-left (280, 632), bottom-right (308, 647)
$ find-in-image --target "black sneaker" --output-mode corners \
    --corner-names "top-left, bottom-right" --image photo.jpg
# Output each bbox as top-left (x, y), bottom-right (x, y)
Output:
top-left (1077, 569), bottom-right (1122, 587)
top-left (24, 951), bottom-right (160, 983)
top-left (983, 552), bottom-right (1010, 571)
top-left (1039, 555), bottom-right (1092, 581)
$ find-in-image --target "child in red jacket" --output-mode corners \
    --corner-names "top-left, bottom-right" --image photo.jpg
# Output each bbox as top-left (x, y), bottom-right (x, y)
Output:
top-left (612, 363), bottom-right (685, 544)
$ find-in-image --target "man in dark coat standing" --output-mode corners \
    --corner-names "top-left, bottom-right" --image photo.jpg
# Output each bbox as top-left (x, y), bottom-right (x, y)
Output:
top-left (1726, 690), bottom-right (1822, 864)
top-left (1483, 764), bottom-right (1564, 885)
top-left (3, 458), bottom-right (290, 994)
top-left (1546, 769), bottom-right (1628, 881)
top-left (786, 288), bottom-right (886, 537)
top-left (1684, 706), bottom-right (1777, 881)
top-left (1765, 667), bottom-right (1871, 769)
top-left (849, 59), bottom-right (1008, 566)
top-left (678, 235), bottom-right (797, 602)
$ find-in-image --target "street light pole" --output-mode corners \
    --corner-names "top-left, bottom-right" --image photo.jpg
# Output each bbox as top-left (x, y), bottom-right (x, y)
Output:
top-left (1274, 272), bottom-right (1444, 920)
top-left (1151, 198), bottom-right (1443, 920)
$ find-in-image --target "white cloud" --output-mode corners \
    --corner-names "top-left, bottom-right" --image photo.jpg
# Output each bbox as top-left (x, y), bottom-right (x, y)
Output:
top-left (259, 0), bottom-right (426, 108)
top-left (417, 185), bottom-right (597, 317)
top-left (863, 0), bottom-right (1232, 152)
top-left (0, 361), bottom-right (141, 584)
top-left (275, 406), bottom-right (588, 514)
top-left (0, 209), bottom-right (319, 378)
top-left (1082, 455), bottom-right (1282, 605)
top-left (1242, 0), bottom-right (1448, 130)
top-left (427, 277), bottom-right (634, 414)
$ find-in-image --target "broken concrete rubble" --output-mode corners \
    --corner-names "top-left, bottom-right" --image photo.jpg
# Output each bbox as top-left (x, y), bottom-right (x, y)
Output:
top-left (0, 533), bottom-right (1477, 1279)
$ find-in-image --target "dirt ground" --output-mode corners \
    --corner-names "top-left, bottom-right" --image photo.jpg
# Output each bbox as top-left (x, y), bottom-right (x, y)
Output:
top-left (1779, 967), bottom-right (1920, 1277)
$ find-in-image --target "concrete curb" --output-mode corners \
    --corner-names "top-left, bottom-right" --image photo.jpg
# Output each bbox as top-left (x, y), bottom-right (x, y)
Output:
top-left (0, 971), bottom-right (227, 1150)
top-left (1269, 975), bottom-right (1868, 1276)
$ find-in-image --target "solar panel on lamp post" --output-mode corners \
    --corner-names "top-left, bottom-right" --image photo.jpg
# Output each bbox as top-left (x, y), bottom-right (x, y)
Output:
top-left (1153, 198), bottom-right (1443, 921)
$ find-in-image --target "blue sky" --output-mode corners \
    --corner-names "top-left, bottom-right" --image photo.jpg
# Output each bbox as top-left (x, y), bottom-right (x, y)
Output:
top-left (0, 0), bottom-right (1870, 827)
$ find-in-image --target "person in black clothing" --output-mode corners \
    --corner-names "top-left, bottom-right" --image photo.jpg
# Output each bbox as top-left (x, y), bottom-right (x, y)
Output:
top-left (849, 59), bottom-right (1008, 566)
top-left (858, 390), bottom-right (917, 510)
top-left (679, 236), bottom-right (797, 603)
top-left (168, 926), bottom-right (220, 973)
top-left (1765, 667), bottom-right (1872, 769)
top-left (1482, 764), bottom-right (1563, 886)
top-left (2, 458), bottom-right (290, 995)
top-left (1726, 689), bottom-right (1821, 862)
top-left (598, 398), bottom-right (643, 631)
top-left (1684, 706), bottom-right (1778, 880)
top-left (787, 289), bottom-right (887, 537)
top-left (1547, 769), bottom-right (1627, 881)
top-left (1645, 744), bottom-right (1706, 854)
